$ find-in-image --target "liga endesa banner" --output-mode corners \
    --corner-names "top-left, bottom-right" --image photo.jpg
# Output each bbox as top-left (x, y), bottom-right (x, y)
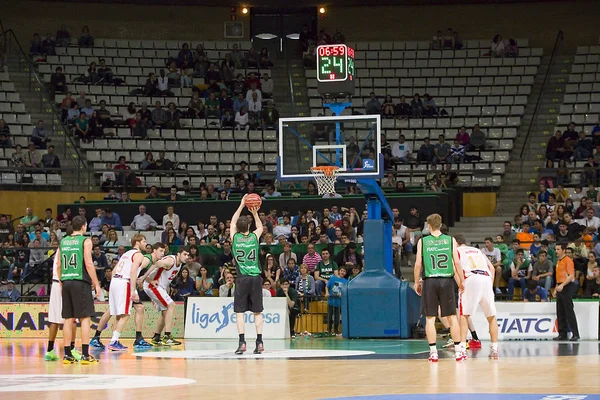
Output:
top-left (184, 297), bottom-right (290, 339)
top-left (0, 302), bottom-right (185, 338)
top-left (471, 301), bottom-right (599, 340)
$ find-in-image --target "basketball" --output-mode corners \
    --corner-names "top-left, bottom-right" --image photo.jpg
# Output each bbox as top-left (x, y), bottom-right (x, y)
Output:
top-left (244, 193), bottom-right (262, 209)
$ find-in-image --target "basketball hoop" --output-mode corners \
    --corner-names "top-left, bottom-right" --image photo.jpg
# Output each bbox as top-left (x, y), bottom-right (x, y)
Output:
top-left (310, 166), bottom-right (340, 195)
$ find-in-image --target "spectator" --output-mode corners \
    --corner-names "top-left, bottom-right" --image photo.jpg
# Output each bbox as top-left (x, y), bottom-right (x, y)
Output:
top-left (325, 266), bottom-right (348, 335)
top-left (410, 94), bottom-right (423, 118)
top-left (101, 208), bottom-right (122, 231)
top-left (491, 34), bottom-right (505, 57)
top-left (81, 99), bottom-right (94, 118)
top-left (151, 101), bottom-right (168, 128)
top-left (247, 92), bottom-right (262, 122)
top-left (456, 126), bottom-right (470, 147)
top-left (470, 124), bottom-right (486, 150)
top-left (432, 135), bottom-right (451, 164)
top-left (261, 101), bottom-right (280, 130)
top-left (219, 272), bottom-right (235, 297)
top-left (176, 43), bottom-right (193, 69)
top-left (303, 43), bottom-right (316, 68)
top-left (98, 59), bottom-right (116, 84)
top-left (50, 67), bottom-right (67, 94)
top-left (245, 48), bottom-right (259, 68)
top-left (56, 24), bottom-right (70, 47)
top-left (31, 120), bottom-right (50, 149)
top-left (78, 26), bottom-right (94, 47)
top-left (449, 139), bottom-right (465, 164)
top-left (235, 106), bottom-right (249, 130)
top-left (205, 92), bottom-right (220, 119)
top-left (41, 145), bottom-right (61, 169)
top-left (314, 248), bottom-right (339, 296)
top-left (263, 184), bottom-right (282, 198)
top-left (0, 119), bottom-right (12, 148)
top-left (573, 131), bottom-right (593, 161)
top-left (164, 185), bottom-right (182, 201)
top-left (395, 96), bottom-right (411, 119)
top-left (0, 280), bottom-right (20, 302)
top-left (523, 279), bottom-right (548, 302)
top-left (416, 137), bottom-right (434, 164)
top-left (195, 266), bottom-right (214, 296)
top-left (130, 205), bottom-right (157, 231)
top-left (365, 92), bottom-right (382, 115)
top-left (261, 73), bottom-right (273, 98)
top-left (220, 54), bottom-right (235, 86)
top-left (233, 93), bottom-right (248, 115)
top-left (96, 100), bottom-right (113, 128)
top-left (24, 142), bottom-right (41, 168)
top-left (156, 69), bottom-right (172, 96)
top-left (381, 95), bottom-right (395, 118)
top-left (332, 27), bottom-right (345, 44)
top-left (229, 43), bottom-right (244, 69)
top-left (166, 102), bottom-right (181, 129)
top-left (30, 33), bottom-right (43, 56)
top-left (276, 278), bottom-right (300, 337)
top-left (302, 244), bottom-right (322, 274)
top-left (74, 112), bottom-right (90, 142)
top-left (508, 249), bottom-right (530, 300)
top-left (187, 92), bottom-right (205, 119)
top-left (391, 134), bottom-right (411, 164)
top-left (91, 244), bottom-right (108, 275)
top-left (422, 94), bottom-right (437, 117)
top-left (506, 39), bottom-right (519, 57)
top-left (162, 206), bottom-right (180, 231)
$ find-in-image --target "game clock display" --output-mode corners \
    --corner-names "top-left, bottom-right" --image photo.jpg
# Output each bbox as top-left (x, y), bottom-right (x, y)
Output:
top-left (316, 44), bottom-right (355, 96)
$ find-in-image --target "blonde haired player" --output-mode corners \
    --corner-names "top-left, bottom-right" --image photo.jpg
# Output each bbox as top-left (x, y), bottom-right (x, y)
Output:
top-left (44, 253), bottom-right (81, 361)
top-left (454, 233), bottom-right (499, 359)
top-left (414, 213), bottom-right (465, 362)
top-left (90, 237), bottom-right (166, 350)
top-left (143, 245), bottom-right (189, 346)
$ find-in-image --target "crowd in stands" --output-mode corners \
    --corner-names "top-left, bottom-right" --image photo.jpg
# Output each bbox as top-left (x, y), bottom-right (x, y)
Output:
top-left (544, 121), bottom-right (600, 187)
top-left (484, 183), bottom-right (600, 301)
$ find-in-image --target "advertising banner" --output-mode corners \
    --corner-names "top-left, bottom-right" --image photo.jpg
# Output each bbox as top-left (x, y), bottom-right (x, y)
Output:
top-left (0, 302), bottom-right (185, 338)
top-left (471, 301), bottom-right (599, 340)
top-left (184, 297), bottom-right (290, 339)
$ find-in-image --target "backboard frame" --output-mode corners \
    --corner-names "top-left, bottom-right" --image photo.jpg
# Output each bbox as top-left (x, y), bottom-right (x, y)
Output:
top-left (277, 114), bottom-right (383, 181)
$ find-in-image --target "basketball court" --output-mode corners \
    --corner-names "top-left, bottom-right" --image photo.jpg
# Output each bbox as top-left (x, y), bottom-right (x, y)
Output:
top-left (1, 337), bottom-right (599, 399)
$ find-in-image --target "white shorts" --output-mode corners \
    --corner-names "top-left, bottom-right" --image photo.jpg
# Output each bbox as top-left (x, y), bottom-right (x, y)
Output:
top-left (459, 274), bottom-right (497, 318)
top-left (48, 281), bottom-right (64, 324)
top-left (144, 284), bottom-right (173, 312)
top-left (109, 279), bottom-right (133, 316)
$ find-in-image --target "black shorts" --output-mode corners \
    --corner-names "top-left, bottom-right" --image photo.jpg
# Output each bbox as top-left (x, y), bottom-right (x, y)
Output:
top-left (234, 275), bottom-right (263, 314)
top-left (62, 280), bottom-right (95, 319)
top-left (421, 277), bottom-right (456, 317)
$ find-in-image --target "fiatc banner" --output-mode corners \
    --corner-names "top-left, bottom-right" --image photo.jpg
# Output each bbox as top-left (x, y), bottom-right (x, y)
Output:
top-left (0, 302), bottom-right (185, 338)
top-left (471, 301), bottom-right (599, 340)
top-left (184, 297), bottom-right (290, 339)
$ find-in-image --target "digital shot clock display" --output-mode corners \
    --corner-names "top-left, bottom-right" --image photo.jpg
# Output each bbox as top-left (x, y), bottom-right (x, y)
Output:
top-left (316, 44), bottom-right (355, 96)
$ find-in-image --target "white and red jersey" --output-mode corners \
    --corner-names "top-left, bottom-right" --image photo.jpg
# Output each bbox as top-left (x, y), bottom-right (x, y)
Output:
top-left (457, 245), bottom-right (491, 279)
top-left (113, 249), bottom-right (142, 280)
top-left (148, 255), bottom-right (180, 289)
top-left (52, 256), bottom-right (59, 281)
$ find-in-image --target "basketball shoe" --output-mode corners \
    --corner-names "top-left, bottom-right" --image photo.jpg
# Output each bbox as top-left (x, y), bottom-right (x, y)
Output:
top-left (468, 339), bottom-right (482, 349)
top-left (90, 337), bottom-right (105, 349)
top-left (80, 355), bottom-right (100, 364)
top-left (133, 339), bottom-right (154, 349)
top-left (62, 355), bottom-right (77, 364)
top-left (428, 352), bottom-right (439, 362)
top-left (253, 341), bottom-right (264, 354)
top-left (161, 335), bottom-right (182, 346)
top-left (71, 348), bottom-right (82, 361)
top-left (44, 350), bottom-right (59, 361)
top-left (108, 341), bottom-right (128, 351)
top-left (235, 341), bottom-right (247, 355)
top-left (456, 351), bottom-right (467, 361)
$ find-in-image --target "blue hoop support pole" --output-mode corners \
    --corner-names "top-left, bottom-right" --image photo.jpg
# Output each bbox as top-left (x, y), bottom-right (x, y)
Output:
top-left (356, 178), bottom-right (394, 274)
top-left (323, 102), bottom-right (352, 167)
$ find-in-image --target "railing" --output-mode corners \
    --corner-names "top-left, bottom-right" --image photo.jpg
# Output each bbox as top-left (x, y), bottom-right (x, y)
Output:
top-left (283, 38), bottom-right (302, 171)
top-left (519, 30), bottom-right (564, 180)
top-left (0, 30), bottom-right (87, 186)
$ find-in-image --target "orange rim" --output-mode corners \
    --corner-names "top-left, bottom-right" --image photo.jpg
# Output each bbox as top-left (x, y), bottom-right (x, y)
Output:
top-left (310, 166), bottom-right (340, 177)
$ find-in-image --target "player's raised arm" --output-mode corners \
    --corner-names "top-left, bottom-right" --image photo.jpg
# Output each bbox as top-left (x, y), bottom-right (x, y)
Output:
top-left (251, 207), bottom-right (263, 240)
top-left (231, 194), bottom-right (249, 239)
top-left (414, 238), bottom-right (423, 296)
top-left (83, 238), bottom-right (102, 298)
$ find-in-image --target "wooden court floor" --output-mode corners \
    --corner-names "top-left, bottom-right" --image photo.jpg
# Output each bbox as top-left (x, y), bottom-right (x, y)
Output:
top-left (0, 338), bottom-right (599, 400)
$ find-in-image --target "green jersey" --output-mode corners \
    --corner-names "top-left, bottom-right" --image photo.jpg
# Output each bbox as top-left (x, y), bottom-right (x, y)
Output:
top-left (316, 260), bottom-right (338, 280)
top-left (232, 232), bottom-right (261, 276)
top-left (59, 235), bottom-right (89, 282)
top-left (422, 233), bottom-right (454, 279)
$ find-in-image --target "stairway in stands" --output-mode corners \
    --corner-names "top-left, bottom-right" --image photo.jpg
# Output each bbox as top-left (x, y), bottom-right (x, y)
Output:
top-left (453, 52), bottom-right (574, 244)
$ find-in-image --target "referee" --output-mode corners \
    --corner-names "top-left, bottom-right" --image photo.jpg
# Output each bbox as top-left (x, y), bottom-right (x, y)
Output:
top-left (553, 243), bottom-right (580, 341)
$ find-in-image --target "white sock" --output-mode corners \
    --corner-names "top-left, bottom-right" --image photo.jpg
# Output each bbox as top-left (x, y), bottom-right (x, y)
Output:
top-left (110, 331), bottom-right (121, 343)
top-left (491, 342), bottom-right (498, 351)
top-left (455, 342), bottom-right (463, 353)
top-left (429, 344), bottom-right (437, 353)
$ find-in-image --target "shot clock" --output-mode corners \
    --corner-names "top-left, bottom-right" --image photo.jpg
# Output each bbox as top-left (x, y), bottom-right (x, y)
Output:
top-left (316, 44), bottom-right (355, 97)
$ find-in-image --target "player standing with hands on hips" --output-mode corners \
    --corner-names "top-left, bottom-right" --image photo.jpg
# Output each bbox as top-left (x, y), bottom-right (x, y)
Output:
top-left (414, 214), bottom-right (465, 362)
top-left (231, 194), bottom-right (264, 355)
top-left (56, 216), bottom-right (102, 364)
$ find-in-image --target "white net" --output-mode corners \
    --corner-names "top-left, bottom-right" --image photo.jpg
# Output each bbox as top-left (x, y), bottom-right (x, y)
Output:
top-left (310, 167), bottom-right (340, 195)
